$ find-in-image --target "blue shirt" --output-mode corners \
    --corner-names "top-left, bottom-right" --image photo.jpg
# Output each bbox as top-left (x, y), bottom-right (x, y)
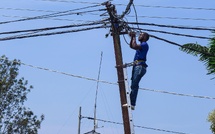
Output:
top-left (133, 42), bottom-right (149, 66)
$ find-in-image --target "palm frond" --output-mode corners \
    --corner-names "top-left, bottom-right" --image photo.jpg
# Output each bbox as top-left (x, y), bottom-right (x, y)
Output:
top-left (180, 41), bottom-right (215, 79)
top-left (179, 43), bottom-right (209, 57)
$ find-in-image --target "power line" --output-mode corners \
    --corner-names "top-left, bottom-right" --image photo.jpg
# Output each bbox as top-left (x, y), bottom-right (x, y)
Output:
top-left (131, 27), bottom-right (214, 40)
top-left (2, 6), bottom-right (215, 24)
top-left (2, 13), bottom-right (215, 30)
top-left (127, 15), bottom-right (215, 22)
top-left (37, 0), bottom-right (215, 11)
top-left (0, 14), bottom-right (101, 22)
top-left (37, 8), bottom-right (106, 18)
top-left (123, 21), bottom-right (215, 56)
top-left (0, 7), bottom-right (55, 13)
top-left (36, 0), bottom-right (100, 5)
top-left (1, 57), bottom-right (214, 100)
top-left (117, 3), bottom-right (215, 11)
top-left (0, 21), bottom-right (107, 35)
top-left (120, 0), bottom-right (133, 19)
top-left (1, 57), bottom-right (115, 85)
top-left (127, 22), bottom-right (215, 31)
top-left (0, 4), bottom-right (101, 25)
top-left (82, 116), bottom-right (189, 134)
top-left (0, 26), bottom-right (105, 41)
top-left (148, 34), bottom-right (215, 58)
top-left (132, 3), bottom-right (140, 31)
top-left (0, 8), bottom-right (101, 16)
top-left (140, 88), bottom-right (215, 100)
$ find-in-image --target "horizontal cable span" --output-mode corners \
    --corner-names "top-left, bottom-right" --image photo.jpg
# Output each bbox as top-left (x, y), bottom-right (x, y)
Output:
top-left (37, 0), bottom-right (215, 11)
top-left (0, 21), bottom-right (107, 35)
top-left (127, 22), bottom-right (215, 31)
top-left (82, 116), bottom-right (189, 134)
top-left (0, 4), bottom-right (101, 25)
top-left (1, 5), bottom-right (215, 23)
top-left (1, 57), bottom-right (214, 100)
top-left (2, 13), bottom-right (215, 31)
top-left (118, 3), bottom-right (215, 11)
top-left (131, 27), bottom-right (213, 40)
top-left (36, 0), bottom-right (100, 5)
top-left (39, 8), bottom-right (106, 18)
top-left (0, 7), bottom-right (55, 13)
top-left (0, 57), bottom-right (115, 85)
top-left (0, 26), bottom-right (105, 41)
top-left (140, 88), bottom-right (215, 100)
top-left (1, 14), bottom-right (101, 22)
top-left (127, 15), bottom-right (215, 21)
top-left (2, 13), bottom-right (215, 29)
top-left (149, 34), bottom-right (215, 57)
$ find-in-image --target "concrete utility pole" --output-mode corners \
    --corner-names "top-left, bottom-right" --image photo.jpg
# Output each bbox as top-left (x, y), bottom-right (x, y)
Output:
top-left (105, 2), bottom-right (131, 134)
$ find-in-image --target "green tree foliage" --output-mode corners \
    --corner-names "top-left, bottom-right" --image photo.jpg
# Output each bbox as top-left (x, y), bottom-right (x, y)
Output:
top-left (179, 33), bottom-right (215, 79)
top-left (0, 55), bottom-right (44, 134)
top-left (180, 33), bottom-right (215, 133)
top-left (208, 110), bottom-right (215, 134)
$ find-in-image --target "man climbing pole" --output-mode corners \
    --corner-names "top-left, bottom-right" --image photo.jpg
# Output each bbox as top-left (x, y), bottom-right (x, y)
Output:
top-left (125, 31), bottom-right (150, 110)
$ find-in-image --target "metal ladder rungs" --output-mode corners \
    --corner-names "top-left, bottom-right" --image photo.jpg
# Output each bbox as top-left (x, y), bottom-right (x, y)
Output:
top-left (123, 67), bottom-right (135, 134)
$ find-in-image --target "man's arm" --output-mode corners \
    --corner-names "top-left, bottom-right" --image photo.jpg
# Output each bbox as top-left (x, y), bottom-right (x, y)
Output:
top-left (129, 32), bottom-right (142, 50)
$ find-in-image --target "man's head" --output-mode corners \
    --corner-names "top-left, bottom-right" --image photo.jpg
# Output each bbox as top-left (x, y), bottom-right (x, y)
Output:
top-left (138, 32), bottom-right (149, 42)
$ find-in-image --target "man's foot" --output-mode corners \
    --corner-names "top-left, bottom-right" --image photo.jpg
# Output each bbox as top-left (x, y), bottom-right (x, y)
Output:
top-left (122, 103), bottom-right (135, 110)
top-left (131, 105), bottom-right (135, 110)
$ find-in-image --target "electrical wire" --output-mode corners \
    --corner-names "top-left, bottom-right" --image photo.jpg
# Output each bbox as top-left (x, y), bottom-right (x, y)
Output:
top-left (0, 26), bottom-right (105, 41)
top-left (132, 3), bottom-right (140, 31)
top-left (0, 7), bottom-right (55, 13)
top-left (82, 116), bottom-right (189, 134)
top-left (0, 21), bottom-right (108, 42)
top-left (2, 12), bottom-right (215, 31)
top-left (149, 34), bottom-right (215, 57)
top-left (128, 15), bottom-right (215, 22)
top-left (1, 6), bottom-right (215, 24)
top-left (120, 0), bottom-right (133, 19)
top-left (1, 57), bottom-right (214, 100)
top-left (39, 8), bottom-right (106, 18)
top-left (1, 2), bottom-right (214, 133)
top-left (130, 27), bottom-right (214, 40)
top-left (132, 4), bottom-right (215, 11)
top-left (0, 1), bottom-right (214, 100)
top-left (0, 21), bottom-right (107, 35)
top-left (122, 34), bottom-right (129, 45)
top-left (127, 22), bottom-right (215, 31)
top-left (36, 0), bottom-right (100, 5)
top-left (0, 6), bottom-right (104, 16)
top-left (38, 0), bottom-right (215, 11)
top-left (0, 14), bottom-right (101, 23)
top-left (140, 88), bottom-right (215, 100)
top-left (0, 4), bottom-right (101, 25)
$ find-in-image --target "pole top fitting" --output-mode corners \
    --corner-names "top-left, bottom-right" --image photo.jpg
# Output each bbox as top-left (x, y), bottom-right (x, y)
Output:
top-left (101, 1), bottom-right (111, 7)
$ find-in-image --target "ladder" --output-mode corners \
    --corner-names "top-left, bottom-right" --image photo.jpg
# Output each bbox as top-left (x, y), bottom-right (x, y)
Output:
top-left (123, 64), bottom-right (135, 134)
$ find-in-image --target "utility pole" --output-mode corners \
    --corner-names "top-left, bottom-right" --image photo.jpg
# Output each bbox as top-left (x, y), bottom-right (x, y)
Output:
top-left (78, 107), bottom-right (82, 134)
top-left (105, 2), bottom-right (132, 134)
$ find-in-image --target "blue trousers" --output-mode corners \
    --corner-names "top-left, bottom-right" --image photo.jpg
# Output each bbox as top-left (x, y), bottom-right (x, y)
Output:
top-left (130, 65), bottom-right (146, 106)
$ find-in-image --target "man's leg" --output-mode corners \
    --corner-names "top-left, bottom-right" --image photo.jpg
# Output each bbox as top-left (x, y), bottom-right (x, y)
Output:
top-left (130, 65), bottom-right (146, 107)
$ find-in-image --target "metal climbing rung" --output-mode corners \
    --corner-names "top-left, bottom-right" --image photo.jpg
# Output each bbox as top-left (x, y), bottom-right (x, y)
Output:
top-left (123, 66), bottom-right (135, 134)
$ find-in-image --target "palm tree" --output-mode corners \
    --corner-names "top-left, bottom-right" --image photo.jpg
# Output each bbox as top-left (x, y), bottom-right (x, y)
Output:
top-left (180, 32), bottom-right (215, 79)
top-left (180, 33), bottom-right (215, 133)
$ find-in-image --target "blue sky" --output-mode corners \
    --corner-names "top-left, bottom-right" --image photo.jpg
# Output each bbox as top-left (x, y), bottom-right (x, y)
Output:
top-left (1, 0), bottom-right (215, 134)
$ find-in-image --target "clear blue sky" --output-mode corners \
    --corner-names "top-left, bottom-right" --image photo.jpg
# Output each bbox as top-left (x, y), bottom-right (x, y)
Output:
top-left (1, 0), bottom-right (215, 134)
